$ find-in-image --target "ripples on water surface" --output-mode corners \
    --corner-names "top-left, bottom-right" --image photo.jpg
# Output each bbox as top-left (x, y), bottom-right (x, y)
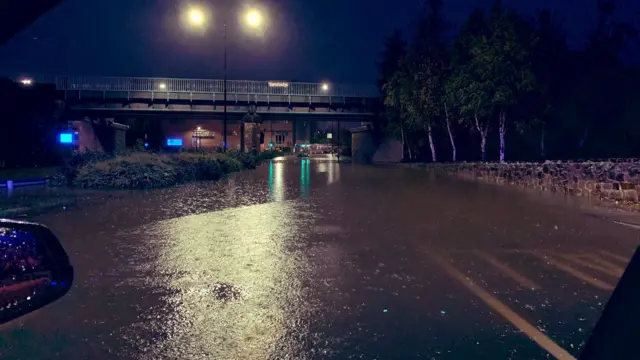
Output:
top-left (2, 156), bottom-right (638, 359)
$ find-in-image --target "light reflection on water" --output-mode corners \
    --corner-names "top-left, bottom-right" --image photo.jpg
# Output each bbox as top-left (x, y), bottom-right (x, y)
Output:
top-left (268, 161), bottom-right (285, 202)
top-left (328, 161), bottom-right (338, 185)
top-left (312, 158), bottom-right (340, 186)
top-left (120, 201), bottom-right (310, 359)
top-left (300, 159), bottom-right (310, 198)
top-left (6, 158), bottom-right (636, 359)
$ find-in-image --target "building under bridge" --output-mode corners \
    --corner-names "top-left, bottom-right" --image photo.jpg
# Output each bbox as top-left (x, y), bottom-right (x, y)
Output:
top-left (19, 75), bottom-right (378, 152)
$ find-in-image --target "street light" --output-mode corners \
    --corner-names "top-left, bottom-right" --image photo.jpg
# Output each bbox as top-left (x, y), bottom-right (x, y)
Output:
top-left (321, 83), bottom-right (329, 91)
top-left (245, 9), bottom-right (263, 28)
top-left (188, 7), bottom-right (205, 26)
top-left (19, 78), bottom-right (33, 86)
top-left (184, 5), bottom-right (267, 152)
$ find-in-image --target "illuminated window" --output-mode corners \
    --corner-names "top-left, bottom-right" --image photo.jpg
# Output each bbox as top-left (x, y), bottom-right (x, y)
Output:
top-left (192, 129), bottom-right (215, 148)
top-left (59, 133), bottom-right (73, 144)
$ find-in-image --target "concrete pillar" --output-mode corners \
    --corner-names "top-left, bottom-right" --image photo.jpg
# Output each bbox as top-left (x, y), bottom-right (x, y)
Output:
top-left (292, 119), bottom-right (297, 147)
top-left (350, 125), bottom-right (375, 164)
top-left (240, 122), bottom-right (245, 152)
top-left (243, 123), bottom-right (260, 152)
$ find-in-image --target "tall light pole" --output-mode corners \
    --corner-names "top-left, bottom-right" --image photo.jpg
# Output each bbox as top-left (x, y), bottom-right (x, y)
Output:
top-left (223, 22), bottom-right (228, 151)
top-left (185, 5), bottom-right (265, 152)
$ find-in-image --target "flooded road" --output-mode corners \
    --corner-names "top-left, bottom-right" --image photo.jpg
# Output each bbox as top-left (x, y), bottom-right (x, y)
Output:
top-left (1, 155), bottom-right (639, 359)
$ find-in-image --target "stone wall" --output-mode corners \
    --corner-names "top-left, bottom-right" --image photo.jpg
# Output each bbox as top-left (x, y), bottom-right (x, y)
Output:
top-left (71, 118), bottom-right (129, 153)
top-left (403, 160), bottom-right (640, 203)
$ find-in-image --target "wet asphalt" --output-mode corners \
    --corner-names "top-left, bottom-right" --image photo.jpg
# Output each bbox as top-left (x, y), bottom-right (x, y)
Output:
top-left (1, 155), bottom-right (639, 359)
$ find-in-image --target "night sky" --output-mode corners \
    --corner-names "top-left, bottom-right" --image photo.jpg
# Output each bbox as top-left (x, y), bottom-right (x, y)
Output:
top-left (0, 0), bottom-right (631, 85)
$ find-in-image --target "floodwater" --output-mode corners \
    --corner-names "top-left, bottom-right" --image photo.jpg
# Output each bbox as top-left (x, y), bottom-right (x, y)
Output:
top-left (1, 155), bottom-right (639, 359)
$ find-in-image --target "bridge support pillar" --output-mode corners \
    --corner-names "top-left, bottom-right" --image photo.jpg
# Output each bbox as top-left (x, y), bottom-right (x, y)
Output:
top-left (243, 122), bottom-right (260, 153)
top-left (349, 125), bottom-right (375, 164)
top-left (240, 123), bottom-right (245, 152)
top-left (292, 119), bottom-right (297, 149)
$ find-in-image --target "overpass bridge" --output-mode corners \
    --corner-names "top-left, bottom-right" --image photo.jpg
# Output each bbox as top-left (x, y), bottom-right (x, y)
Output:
top-left (28, 75), bottom-right (379, 122)
top-left (19, 75), bottom-right (379, 151)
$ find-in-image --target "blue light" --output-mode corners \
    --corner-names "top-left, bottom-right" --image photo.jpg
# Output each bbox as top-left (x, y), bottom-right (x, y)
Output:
top-left (144, 142), bottom-right (149, 147)
top-left (167, 138), bottom-right (183, 147)
top-left (51, 281), bottom-right (58, 286)
top-left (59, 133), bottom-right (73, 144)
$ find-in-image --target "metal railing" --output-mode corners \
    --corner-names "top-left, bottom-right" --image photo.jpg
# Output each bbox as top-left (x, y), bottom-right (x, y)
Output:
top-left (28, 75), bottom-right (379, 98)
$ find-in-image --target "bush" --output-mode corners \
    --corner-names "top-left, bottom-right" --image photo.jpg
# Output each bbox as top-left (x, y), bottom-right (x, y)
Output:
top-left (226, 150), bottom-right (259, 169)
top-left (175, 152), bottom-right (242, 182)
top-left (71, 149), bottom-right (274, 189)
top-left (73, 152), bottom-right (177, 189)
top-left (61, 149), bottom-right (114, 183)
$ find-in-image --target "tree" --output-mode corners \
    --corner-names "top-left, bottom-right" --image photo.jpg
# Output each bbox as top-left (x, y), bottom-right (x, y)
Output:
top-left (530, 10), bottom-right (570, 159)
top-left (448, 9), bottom-right (492, 161)
top-left (379, 0), bottom-right (640, 163)
top-left (410, 0), bottom-right (449, 162)
top-left (383, 57), bottom-right (414, 160)
top-left (564, 0), bottom-right (638, 157)
top-left (469, 1), bottom-right (537, 162)
top-left (378, 29), bottom-right (409, 159)
top-left (378, 29), bottom-right (407, 90)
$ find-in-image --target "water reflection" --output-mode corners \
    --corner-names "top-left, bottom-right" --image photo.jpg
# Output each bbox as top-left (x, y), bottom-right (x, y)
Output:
top-left (328, 162), bottom-right (339, 185)
top-left (300, 159), bottom-right (310, 198)
top-left (0, 227), bottom-right (52, 316)
top-left (314, 160), bottom-right (339, 185)
top-left (122, 202), bottom-right (308, 359)
top-left (268, 161), bottom-right (285, 202)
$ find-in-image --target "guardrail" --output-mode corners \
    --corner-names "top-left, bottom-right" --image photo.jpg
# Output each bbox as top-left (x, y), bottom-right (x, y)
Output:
top-left (26, 75), bottom-right (379, 98)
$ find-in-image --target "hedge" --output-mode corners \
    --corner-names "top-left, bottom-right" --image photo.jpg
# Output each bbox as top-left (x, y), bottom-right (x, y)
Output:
top-left (68, 149), bottom-right (281, 189)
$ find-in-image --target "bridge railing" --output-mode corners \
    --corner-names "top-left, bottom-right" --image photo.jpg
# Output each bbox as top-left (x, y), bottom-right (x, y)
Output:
top-left (30, 76), bottom-right (379, 98)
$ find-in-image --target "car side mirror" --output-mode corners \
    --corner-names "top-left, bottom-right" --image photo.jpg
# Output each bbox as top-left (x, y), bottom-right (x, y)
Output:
top-left (1, 219), bottom-right (73, 325)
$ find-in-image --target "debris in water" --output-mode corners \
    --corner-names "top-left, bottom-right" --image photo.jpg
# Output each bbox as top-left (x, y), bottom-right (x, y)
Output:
top-left (211, 282), bottom-right (243, 302)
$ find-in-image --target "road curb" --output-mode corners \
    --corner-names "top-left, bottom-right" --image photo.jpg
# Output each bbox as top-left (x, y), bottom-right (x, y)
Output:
top-left (0, 178), bottom-right (48, 188)
top-left (0, 199), bottom-right (76, 218)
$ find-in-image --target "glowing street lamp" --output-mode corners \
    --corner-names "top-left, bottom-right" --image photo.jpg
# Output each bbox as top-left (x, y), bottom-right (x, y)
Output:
top-left (245, 9), bottom-right (263, 28)
top-left (182, 5), bottom-right (268, 153)
top-left (321, 83), bottom-right (329, 91)
top-left (187, 7), bottom-right (205, 27)
top-left (20, 78), bottom-right (33, 86)
top-left (158, 83), bottom-right (166, 90)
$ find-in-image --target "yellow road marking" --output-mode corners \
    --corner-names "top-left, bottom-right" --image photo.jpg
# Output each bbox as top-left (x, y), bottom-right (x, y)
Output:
top-left (528, 251), bottom-right (614, 291)
top-left (612, 220), bottom-right (640, 230)
top-left (429, 253), bottom-right (576, 360)
top-left (473, 250), bottom-right (541, 290)
top-left (557, 254), bottom-right (623, 278)
top-left (597, 250), bottom-right (629, 264)
top-left (579, 254), bottom-right (626, 275)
